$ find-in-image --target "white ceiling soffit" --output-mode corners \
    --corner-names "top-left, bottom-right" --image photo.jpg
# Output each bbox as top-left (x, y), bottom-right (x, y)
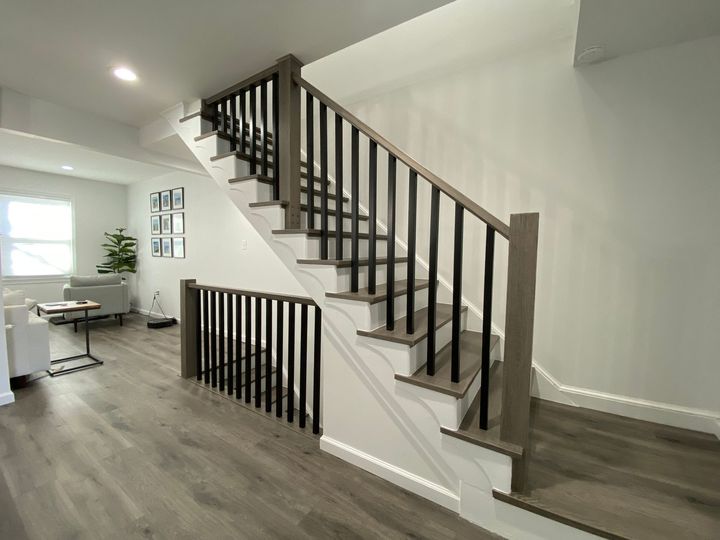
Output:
top-left (0, 130), bottom-right (174, 185)
top-left (303, 0), bottom-right (579, 104)
top-left (0, 0), bottom-right (451, 127)
top-left (575, 0), bottom-right (720, 65)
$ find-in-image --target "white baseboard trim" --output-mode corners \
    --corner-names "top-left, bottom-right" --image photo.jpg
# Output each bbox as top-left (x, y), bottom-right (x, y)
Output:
top-left (533, 367), bottom-right (720, 438)
top-left (320, 436), bottom-right (459, 512)
top-left (0, 391), bottom-right (15, 407)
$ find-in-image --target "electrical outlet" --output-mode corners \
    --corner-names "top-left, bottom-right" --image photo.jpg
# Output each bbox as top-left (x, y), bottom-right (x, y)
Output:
top-left (241, 240), bottom-right (247, 251)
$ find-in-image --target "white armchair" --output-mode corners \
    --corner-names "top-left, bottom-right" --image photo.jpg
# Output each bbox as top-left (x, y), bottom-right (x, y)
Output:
top-left (5, 304), bottom-right (51, 378)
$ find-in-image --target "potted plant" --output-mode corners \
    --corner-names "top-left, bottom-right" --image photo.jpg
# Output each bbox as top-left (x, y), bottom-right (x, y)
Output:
top-left (97, 228), bottom-right (137, 275)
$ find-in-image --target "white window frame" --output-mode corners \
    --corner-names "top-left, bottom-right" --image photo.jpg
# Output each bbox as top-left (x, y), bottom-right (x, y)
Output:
top-left (0, 189), bottom-right (77, 282)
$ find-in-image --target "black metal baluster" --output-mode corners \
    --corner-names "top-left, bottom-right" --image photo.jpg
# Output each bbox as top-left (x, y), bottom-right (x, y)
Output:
top-left (312, 306), bottom-right (322, 434)
top-left (261, 80), bottom-right (268, 177)
top-left (218, 292), bottom-right (225, 392)
top-left (229, 93), bottom-right (237, 151)
top-left (227, 293), bottom-right (234, 395)
top-left (195, 289), bottom-right (201, 380)
top-left (320, 103), bottom-right (329, 259)
top-left (265, 298), bottom-right (273, 412)
top-left (480, 227), bottom-right (495, 430)
top-left (272, 72), bottom-right (280, 190)
top-left (239, 89), bottom-right (246, 154)
top-left (235, 294), bottom-right (242, 399)
top-left (306, 92), bottom-right (315, 228)
top-left (299, 304), bottom-right (308, 428)
top-left (335, 113), bottom-right (344, 260)
top-left (451, 203), bottom-right (464, 383)
top-left (250, 85), bottom-right (257, 175)
top-left (407, 170), bottom-right (417, 334)
top-left (386, 155), bottom-right (396, 330)
top-left (211, 102), bottom-right (218, 131)
top-left (210, 291), bottom-right (217, 387)
top-left (220, 99), bottom-right (227, 137)
top-left (276, 301), bottom-right (284, 418)
top-left (287, 303), bottom-right (295, 423)
top-left (202, 289), bottom-right (209, 383)
top-left (426, 187), bottom-right (440, 375)
top-left (368, 140), bottom-right (378, 294)
top-left (244, 295), bottom-right (252, 403)
top-left (254, 296), bottom-right (262, 407)
top-left (351, 126), bottom-right (359, 292)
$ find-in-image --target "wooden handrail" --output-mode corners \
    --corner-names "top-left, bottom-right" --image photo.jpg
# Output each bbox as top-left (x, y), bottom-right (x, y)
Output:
top-left (205, 65), bottom-right (279, 104)
top-left (188, 283), bottom-right (317, 307)
top-left (294, 74), bottom-right (511, 239)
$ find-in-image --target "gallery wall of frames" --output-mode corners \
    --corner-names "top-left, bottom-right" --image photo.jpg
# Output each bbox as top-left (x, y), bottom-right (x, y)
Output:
top-left (150, 187), bottom-right (185, 259)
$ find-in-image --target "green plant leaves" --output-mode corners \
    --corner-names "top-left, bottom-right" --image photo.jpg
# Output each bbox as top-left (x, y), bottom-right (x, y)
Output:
top-left (96, 227), bottom-right (138, 274)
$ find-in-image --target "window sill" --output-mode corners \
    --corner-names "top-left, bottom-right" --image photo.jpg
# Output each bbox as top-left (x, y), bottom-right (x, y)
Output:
top-left (2, 275), bottom-right (71, 285)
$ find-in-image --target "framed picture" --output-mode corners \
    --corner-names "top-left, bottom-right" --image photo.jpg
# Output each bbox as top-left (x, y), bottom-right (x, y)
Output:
top-left (161, 214), bottom-right (172, 234)
top-left (160, 190), bottom-right (172, 211)
top-left (150, 192), bottom-right (160, 213)
top-left (150, 215), bottom-right (161, 235)
top-left (172, 187), bottom-right (184, 209)
top-left (173, 237), bottom-right (185, 258)
top-left (161, 237), bottom-right (173, 257)
top-left (151, 238), bottom-right (161, 257)
top-left (172, 212), bottom-right (184, 234)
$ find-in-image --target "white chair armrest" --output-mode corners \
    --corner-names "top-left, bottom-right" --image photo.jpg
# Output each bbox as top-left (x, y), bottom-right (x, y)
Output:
top-left (4, 305), bottom-right (29, 326)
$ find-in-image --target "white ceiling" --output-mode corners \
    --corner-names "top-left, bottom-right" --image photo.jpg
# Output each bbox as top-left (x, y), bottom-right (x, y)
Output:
top-left (304, 0), bottom-right (579, 104)
top-left (0, 130), bottom-right (174, 184)
top-left (575, 0), bottom-right (720, 64)
top-left (0, 0), bottom-right (450, 127)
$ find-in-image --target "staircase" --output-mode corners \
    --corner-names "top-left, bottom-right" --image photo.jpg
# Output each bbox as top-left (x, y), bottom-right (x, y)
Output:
top-left (168, 55), bottom-right (548, 538)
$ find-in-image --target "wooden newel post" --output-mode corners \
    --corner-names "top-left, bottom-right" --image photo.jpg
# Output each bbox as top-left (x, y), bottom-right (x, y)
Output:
top-left (180, 279), bottom-right (199, 379)
top-left (499, 212), bottom-right (539, 492)
top-left (276, 54), bottom-right (303, 229)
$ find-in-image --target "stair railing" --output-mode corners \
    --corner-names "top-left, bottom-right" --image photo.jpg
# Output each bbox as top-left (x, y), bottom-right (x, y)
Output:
top-left (180, 279), bottom-right (322, 434)
top-left (295, 75), bottom-right (538, 461)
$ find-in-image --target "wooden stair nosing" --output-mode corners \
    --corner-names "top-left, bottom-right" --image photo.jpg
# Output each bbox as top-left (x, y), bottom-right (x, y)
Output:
top-left (181, 111), bottom-right (275, 140)
top-left (395, 331), bottom-right (500, 398)
top-left (211, 151), bottom-right (306, 170)
top-left (228, 174), bottom-right (274, 185)
top-left (271, 229), bottom-right (388, 241)
top-left (194, 129), bottom-right (273, 146)
top-left (297, 257), bottom-right (409, 268)
top-left (491, 490), bottom-right (627, 540)
top-left (326, 279), bottom-right (430, 305)
top-left (357, 304), bottom-right (467, 347)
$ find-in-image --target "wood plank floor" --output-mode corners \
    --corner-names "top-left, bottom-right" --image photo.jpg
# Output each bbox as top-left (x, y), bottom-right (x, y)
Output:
top-left (0, 314), bottom-right (499, 540)
top-left (503, 398), bottom-right (720, 540)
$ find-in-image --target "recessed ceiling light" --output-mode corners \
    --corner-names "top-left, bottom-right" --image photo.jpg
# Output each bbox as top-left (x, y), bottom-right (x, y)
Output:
top-left (112, 66), bottom-right (138, 82)
top-left (61, 165), bottom-right (74, 171)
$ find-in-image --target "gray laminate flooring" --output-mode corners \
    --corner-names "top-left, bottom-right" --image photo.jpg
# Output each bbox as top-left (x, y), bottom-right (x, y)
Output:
top-left (0, 314), bottom-right (499, 540)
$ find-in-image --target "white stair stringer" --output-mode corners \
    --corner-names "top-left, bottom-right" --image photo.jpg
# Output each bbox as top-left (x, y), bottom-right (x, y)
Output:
top-left (165, 103), bottom-right (592, 539)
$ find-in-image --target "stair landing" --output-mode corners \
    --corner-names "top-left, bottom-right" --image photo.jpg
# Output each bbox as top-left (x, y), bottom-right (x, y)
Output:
top-left (495, 395), bottom-right (720, 539)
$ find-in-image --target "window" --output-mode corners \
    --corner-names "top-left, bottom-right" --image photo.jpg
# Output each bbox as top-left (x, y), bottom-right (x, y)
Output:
top-left (0, 193), bottom-right (74, 278)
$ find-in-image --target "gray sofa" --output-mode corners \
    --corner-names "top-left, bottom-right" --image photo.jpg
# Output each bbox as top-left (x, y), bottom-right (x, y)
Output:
top-left (63, 274), bottom-right (130, 329)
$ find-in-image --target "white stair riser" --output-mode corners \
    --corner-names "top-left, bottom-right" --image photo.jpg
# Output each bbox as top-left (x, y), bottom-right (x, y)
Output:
top-left (364, 310), bottom-right (468, 377)
top-left (248, 206), bottom-right (370, 235)
top-left (229, 182), bottom-right (274, 203)
top-left (297, 261), bottom-right (409, 293)
top-left (327, 287), bottom-right (430, 330)
top-left (273, 235), bottom-right (388, 260)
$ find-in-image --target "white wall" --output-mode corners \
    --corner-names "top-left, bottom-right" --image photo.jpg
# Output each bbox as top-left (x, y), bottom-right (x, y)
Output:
top-left (0, 165), bottom-right (128, 302)
top-left (126, 170), bottom-right (307, 319)
top-left (304, 34), bottom-right (720, 420)
top-left (0, 263), bottom-right (14, 406)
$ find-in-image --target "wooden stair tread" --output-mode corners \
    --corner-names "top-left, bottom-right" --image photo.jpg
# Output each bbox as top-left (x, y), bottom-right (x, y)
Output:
top-left (326, 279), bottom-right (430, 305)
top-left (228, 174), bottom-right (274, 185)
top-left (440, 362), bottom-right (523, 458)
top-left (271, 229), bottom-right (388, 241)
top-left (357, 303), bottom-right (467, 347)
top-left (297, 257), bottom-right (408, 268)
top-left (395, 331), bottom-right (499, 398)
top-left (301, 185), bottom-right (349, 202)
top-left (211, 151), bottom-right (306, 170)
top-left (194, 129), bottom-right (273, 146)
